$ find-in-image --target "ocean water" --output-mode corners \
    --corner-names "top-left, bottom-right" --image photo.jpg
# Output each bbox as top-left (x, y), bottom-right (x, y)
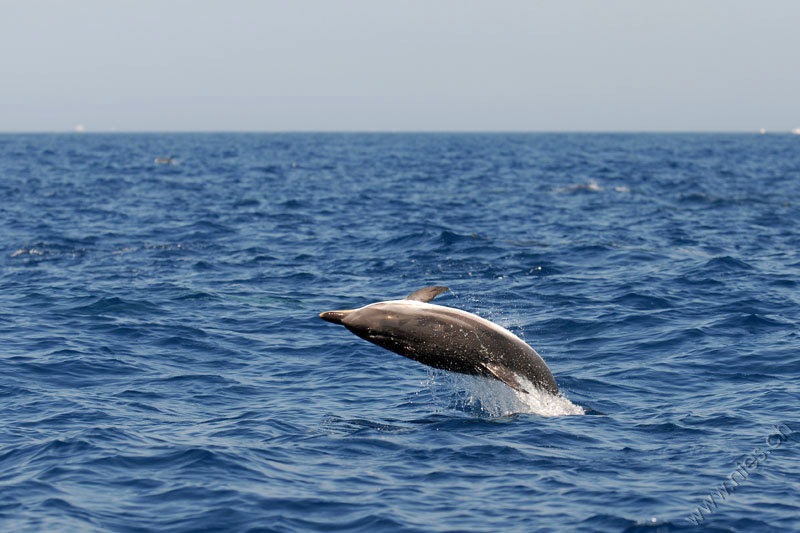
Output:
top-left (1, 132), bottom-right (798, 532)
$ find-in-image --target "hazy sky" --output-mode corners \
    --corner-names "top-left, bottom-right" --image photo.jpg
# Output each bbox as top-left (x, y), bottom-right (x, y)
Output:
top-left (2, 0), bottom-right (799, 132)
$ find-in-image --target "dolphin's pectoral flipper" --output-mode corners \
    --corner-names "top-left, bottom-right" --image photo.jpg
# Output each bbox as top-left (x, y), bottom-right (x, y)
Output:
top-left (480, 362), bottom-right (529, 394)
top-left (405, 286), bottom-right (450, 303)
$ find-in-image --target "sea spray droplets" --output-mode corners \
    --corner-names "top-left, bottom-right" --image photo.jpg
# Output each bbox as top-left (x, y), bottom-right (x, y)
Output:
top-left (431, 372), bottom-right (584, 417)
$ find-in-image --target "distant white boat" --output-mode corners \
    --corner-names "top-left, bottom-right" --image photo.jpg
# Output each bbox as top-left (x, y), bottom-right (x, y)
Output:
top-left (759, 128), bottom-right (767, 134)
top-left (74, 124), bottom-right (85, 133)
top-left (792, 128), bottom-right (800, 135)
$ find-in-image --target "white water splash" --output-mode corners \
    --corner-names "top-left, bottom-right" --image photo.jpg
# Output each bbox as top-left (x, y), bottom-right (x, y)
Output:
top-left (426, 371), bottom-right (584, 418)
top-left (556, 179), bottom-right (602, 193)
top-left (424, 295), bottom-right (583, 417)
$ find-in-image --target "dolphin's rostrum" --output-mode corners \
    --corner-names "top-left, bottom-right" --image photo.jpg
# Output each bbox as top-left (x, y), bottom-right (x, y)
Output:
top-left (320, 286), bottom-right (558, 395)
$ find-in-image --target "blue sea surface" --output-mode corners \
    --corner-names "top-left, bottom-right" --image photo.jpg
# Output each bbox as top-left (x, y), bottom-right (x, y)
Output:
top-left (1, 132), bottom-right (798, 532)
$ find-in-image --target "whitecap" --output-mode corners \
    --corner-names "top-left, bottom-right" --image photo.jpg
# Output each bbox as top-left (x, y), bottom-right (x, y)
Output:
top-left (557, 179), bottom-right (602, 193)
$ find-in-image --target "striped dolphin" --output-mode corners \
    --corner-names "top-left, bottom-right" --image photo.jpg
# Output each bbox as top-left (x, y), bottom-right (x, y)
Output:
top-left (320, 286), bottom-right (558, 395)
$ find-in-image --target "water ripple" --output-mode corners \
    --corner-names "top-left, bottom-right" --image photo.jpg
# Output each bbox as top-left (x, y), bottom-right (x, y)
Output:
top-left (1, 133), bottom-right (798, 531)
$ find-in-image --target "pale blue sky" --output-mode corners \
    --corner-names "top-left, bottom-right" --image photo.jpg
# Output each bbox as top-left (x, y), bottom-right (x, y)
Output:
top-left (2, 0), bottom-right (798, 132)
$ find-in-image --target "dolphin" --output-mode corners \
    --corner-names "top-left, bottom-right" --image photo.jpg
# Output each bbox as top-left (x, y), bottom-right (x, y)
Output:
top-left (320, 286), bottom-right (558, 395)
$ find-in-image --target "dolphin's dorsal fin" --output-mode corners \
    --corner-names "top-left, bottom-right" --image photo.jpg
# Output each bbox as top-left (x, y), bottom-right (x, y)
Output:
top-left (405, 286), bottom-right (450, 303)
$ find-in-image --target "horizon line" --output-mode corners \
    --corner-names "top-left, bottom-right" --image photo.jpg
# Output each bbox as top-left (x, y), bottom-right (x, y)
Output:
top-left (0, 129), bottom-right (797, 135)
